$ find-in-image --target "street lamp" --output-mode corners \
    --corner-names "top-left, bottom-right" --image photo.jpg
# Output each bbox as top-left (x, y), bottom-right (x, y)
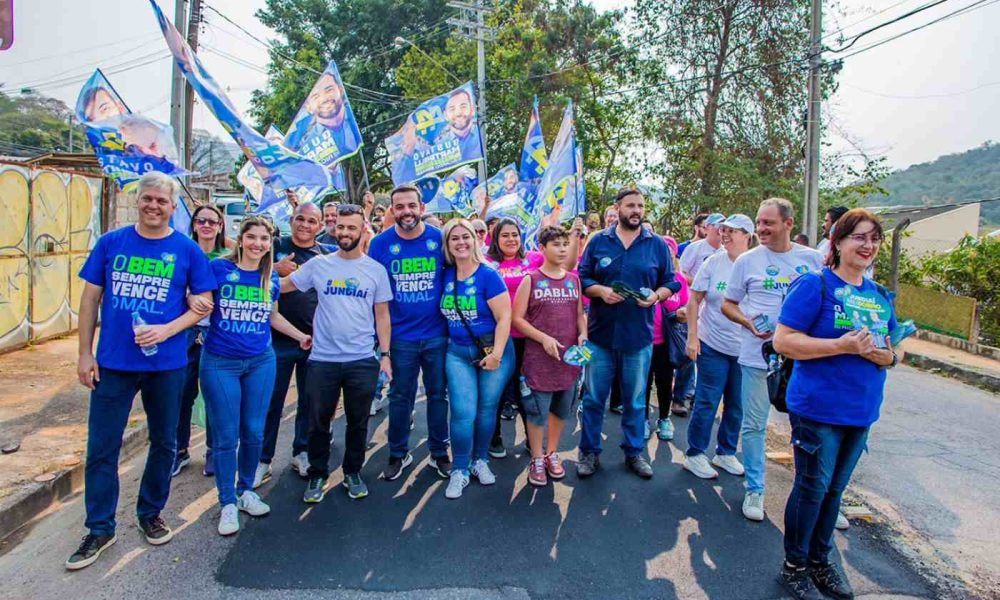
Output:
top-left (394, 36), bottom-right (464, 85)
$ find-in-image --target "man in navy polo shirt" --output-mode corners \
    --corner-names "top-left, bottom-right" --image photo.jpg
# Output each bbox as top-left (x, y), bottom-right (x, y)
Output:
top-left (577, 188), bottom-right (679, 479)
top-left (67, 172), bottom-right (215, 571)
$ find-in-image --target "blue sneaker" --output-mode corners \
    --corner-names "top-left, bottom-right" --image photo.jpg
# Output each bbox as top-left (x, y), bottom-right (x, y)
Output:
top-left (656, 418), bottom-right (674, 441)
top-left (202, 450), bottom-right (214, 477)
top-left (170, 450), bottom-right (190, 478)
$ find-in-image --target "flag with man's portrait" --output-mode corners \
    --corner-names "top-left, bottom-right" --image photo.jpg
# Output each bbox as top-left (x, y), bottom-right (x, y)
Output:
top-left (283, 60), bottom-right (363, 166)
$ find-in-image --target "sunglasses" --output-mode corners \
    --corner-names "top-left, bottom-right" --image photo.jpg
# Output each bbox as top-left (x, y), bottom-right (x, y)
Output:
top-left (337, 203), bottom-right (363, 216)
top-left (194, 217), bottom-right (221, 226)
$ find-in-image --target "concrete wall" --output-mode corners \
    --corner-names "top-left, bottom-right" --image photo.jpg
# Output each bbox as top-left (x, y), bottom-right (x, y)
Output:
top-left (902, 203), bottom-right (981, 256)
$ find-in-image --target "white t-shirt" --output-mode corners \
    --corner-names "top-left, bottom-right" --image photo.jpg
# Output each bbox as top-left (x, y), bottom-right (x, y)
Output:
top-left (679, 238), bottom-right (722, 279)
top-left (290, 253), bottom-right (393, 363)
top-left (725, 243), bottom-right (824, 369)
top-left (691, 250), bottom-right (743, 357)
top-left (816, 238), bottom-right (830, 256)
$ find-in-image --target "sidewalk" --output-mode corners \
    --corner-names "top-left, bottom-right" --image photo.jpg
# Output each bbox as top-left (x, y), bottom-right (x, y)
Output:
top-left (900, 337), bottom-right (1000, 394)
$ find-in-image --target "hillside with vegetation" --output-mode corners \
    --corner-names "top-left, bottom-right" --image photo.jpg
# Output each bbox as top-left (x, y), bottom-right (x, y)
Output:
top-left (866, 141), bottom-right (1000, 227)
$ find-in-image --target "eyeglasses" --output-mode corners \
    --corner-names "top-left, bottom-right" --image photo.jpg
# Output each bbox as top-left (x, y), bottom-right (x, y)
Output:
top-left (337, 203), bottom-right (362, 216)
top-left (846, 233), bottom-right (883, 245)
top-left (194, 217), bottom-right (221, 226)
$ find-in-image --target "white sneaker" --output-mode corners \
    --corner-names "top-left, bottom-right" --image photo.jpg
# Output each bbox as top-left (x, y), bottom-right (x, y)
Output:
top-left (742, 492), bottom-right (765, 522)
top-left (252, 462), bottom-right (272, 489)
top-left (370, 394), bottom-right (387, 416)
top-left (835, 511), bottom-right (850, 531)
top-left (445, 471), bottom-right (470, 499)
top-left (469, 459), bottom-right (496, 485)
top-left (683, 454), bottom-right (719, 479)
top-left (218, 504), bottom-right (239, 536)
top-left (237, 491), bottom-right (271, 517)
top-left (712, 454), bottom-right (745, 476)
top-left (290, 452), bottom-right (310, 478)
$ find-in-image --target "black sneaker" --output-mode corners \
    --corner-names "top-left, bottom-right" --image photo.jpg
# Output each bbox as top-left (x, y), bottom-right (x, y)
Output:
top-left (428, 454), bottom-right (452, 479)
top-left (670, 402), bottom-right (690, 417)
top-left (777, 564), bottom-right (825, 600)
top-left (576, 452), bottom-right (600, 477)
top-left (810, 561), bottom-right (855, 599)
top-left (625, 455), bottom-right (654, 479)
top-left (170, 449), bottom-right (191, 478)
top-left (380, 452), bottom-right (413, 481)
top-left (138, 516), bottom-right (173, 546)
top-left (501, 402), bottom-right (517, 421)
top-left (609, 404), bottom-right (624, 415)
top-left (65, 534), bottom-right (116, 570)
top-left (303, 476), bottom-right (327, 503)
top-left (343, 473), bottom-right (369, 499)
top-left (488, 443), bottom-right (507, 459)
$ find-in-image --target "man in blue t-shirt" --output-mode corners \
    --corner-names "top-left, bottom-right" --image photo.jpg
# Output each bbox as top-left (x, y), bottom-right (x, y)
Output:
top-left (577, 189), bottom-right (678, 481)
top-left (67, 172), bottom-right (215, 571)
top-left (368, 185), bottom-right (451, 481)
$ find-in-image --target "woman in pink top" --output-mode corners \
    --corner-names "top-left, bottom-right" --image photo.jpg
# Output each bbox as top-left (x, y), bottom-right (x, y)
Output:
top-left (645, 235), bottom-right (691, 441)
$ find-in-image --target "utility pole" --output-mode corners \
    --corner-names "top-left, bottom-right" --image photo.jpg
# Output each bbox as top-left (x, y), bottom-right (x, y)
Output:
top-left (67, 114), bottom-right (73, 152)
top-left (802, 0), bottom-right (822, 245)
top-left (184, 0), bottom-right (203, 173)
top-left (169, 0), bottom-right (189, 171)
top-left (448, 1), bottom-right (494, 182)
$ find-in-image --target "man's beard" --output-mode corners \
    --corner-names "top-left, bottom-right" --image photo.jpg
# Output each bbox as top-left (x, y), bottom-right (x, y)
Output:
top-left (620, 215), bottom-right (642, 231)
top-left (337, 235), bottom-right (361, 251)
top-left (397, 215), bottom-right (419, 232)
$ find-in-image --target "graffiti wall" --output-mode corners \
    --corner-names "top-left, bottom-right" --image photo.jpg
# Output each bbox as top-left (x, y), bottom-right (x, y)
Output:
top-left (0, 163), bottom-right (102, 352)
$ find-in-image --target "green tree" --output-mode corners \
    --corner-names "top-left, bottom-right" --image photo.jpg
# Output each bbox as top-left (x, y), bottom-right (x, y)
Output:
top-left (0, 91), bottom-right (83, 155)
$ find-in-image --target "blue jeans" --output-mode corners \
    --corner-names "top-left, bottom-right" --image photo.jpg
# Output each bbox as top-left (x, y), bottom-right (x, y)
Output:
top-left (580, 343), bottom-right (653, 458)
top-left (260, 339), bottom-right (310, 463)
top-left (686, 342), bottom-right (743, 457)
top-left (387, 336), bottom-right (449, 459)
top-left (673, 361), bottom-right (696, 403)
top-left (200, 349), bottom-right (276, 506)
top-left (740, 365), bottom-right (770, 494)
top-left (445, 339), bottom-right (514, 473)
top-left (176, 326), bottom-right (211, 453)
top-left (84, 367), bottom-right (186, 536)
top-left (784, 414), bottom-right (869, 566)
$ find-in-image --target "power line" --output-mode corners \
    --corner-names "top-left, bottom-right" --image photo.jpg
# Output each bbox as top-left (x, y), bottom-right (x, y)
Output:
top-left (825, 0), bottom-right (951, 53)
top-left (821, 0), bottom-right (916, 42)
top-left (2, 52), bottom-right (171, 95)
top-left (840, 79), bottom-right (1000, 99)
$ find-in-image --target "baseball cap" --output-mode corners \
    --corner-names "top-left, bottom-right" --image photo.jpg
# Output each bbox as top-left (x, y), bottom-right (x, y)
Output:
top-left (662, 235), bottom-right (679, 258)
top-left (705, 213), bottom-right (726, 226)
top-left (722, 213), bottom-right (754, 234)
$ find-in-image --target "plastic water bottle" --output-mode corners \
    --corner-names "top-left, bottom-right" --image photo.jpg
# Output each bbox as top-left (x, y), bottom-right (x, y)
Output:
top-left (375, 370), bottom-right (389, 400)
top-left (131, 312), bottom-right (158, 357)
top-left (767, 353), bottom-right (780, 373)
top-left (519, 375), bottom-right (532, 399)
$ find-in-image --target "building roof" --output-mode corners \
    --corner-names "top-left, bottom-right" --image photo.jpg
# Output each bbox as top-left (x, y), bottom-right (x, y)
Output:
top-left (875, 204), bottom-right (971, 229)
top-left (21, 152), bottom-right (102, 171)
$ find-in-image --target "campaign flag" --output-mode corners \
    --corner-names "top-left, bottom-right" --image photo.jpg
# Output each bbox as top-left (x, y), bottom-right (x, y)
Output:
top-left (424, 165), bottom-right (478, 214)
top-left (471, 163), bottom-right (536, 229)
top-left (385, 82), bottom-right (484, 184)
top-left (171, 196), bottom-right (193, 236)
top-left (534, 101), bottom-right (579, 227)
top-left (75, 69), bottom-right (187, 188)
top-left (519, 97), bottom-right (548, 184)
top-left (283, 60), bottom-right (363, 167)
top-left (570, 143), bottom-right (587, 221)
top-left (149, 0), bottom-right (331, 205)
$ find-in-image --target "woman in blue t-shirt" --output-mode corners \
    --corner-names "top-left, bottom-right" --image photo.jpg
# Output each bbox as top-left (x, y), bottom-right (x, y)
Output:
top-left (439, 218), bottom-right (514, 500)
top-left (773, 209), bottom-right (902, 599)
top-left (200, 216), bottom-right (312, 536)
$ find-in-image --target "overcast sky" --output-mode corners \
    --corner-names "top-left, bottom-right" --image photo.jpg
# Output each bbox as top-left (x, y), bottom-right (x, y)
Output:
top-left (1, 0), bottom-right (998, 173)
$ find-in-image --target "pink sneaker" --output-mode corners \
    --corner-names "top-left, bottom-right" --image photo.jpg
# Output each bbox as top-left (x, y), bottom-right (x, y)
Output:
top-left (528, 457), bottom-right (547, 487)
top-left (544, 453), bottom-right (566, 480)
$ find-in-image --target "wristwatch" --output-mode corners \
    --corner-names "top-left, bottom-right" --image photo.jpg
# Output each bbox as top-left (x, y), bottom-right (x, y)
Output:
top-left (379, 351), bottom-right (391, 359)
top-left (879, 350), bottom-right (899, 370)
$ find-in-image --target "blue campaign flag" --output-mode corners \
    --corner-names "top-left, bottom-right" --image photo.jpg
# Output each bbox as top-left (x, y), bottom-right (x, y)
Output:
top-left (569, 143), bottom-right (587, 221)
top-left (424, 166), bottom-right (478, 215)
top-left (534, 101), bottom-right (579, 227)
top-left (519, 97), bottom-right (548, 184)
top-left (75, 69), bottom-right (187, 188)
top-left (149, 0), bottom-right (331, 206)
top-left (471, 163), bottom-right (536, 229)
top-left (283, 60), bottom-right (364, 167)
top-left (385, 82), bottom-right (484, 185)
top-left (171, 195), bottom-right (193, 236)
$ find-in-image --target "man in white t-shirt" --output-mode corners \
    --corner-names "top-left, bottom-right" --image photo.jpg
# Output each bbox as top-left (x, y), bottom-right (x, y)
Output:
top-left (281, 204), bottom-right (393, 505)
top-left (679, 213), bottom-right (726, 284)
top-left (816, 206), bottom-right (848, 258)
top-left (722, 198), bottom-right (823, 522)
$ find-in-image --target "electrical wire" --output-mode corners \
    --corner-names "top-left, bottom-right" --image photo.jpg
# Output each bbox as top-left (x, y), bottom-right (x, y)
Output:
top-left (825, 0), bottom-right (951, 52)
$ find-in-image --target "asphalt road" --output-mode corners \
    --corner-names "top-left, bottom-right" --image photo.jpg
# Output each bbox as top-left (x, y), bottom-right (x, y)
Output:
top-left (0, 366), bottom-right (976, 600)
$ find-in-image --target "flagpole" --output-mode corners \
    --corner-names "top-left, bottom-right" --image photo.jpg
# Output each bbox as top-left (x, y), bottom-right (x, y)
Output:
top-left (359, 151), bottom-right (371, 193)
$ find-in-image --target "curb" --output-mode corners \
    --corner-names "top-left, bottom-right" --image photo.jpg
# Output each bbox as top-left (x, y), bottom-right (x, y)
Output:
top-left (0, 418), bottom-right (150, 543)
top-left (903, 351), bottom-right (1000, 395)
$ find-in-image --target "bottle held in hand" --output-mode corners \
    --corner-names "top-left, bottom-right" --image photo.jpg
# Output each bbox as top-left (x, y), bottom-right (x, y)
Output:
top-left (131, 312), bottom-right (158, 357)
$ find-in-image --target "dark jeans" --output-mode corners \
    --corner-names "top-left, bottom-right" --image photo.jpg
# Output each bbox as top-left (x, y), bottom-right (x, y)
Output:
top-left (492, 337), bottom-right (527, 447)
top-left (305, 357), bottom-right (380, 478)
top-left (783, 413), bottom-right (869, 566)
top-left (200, 349), bottom-right (276, 506)
top-left (176, 327), bottom-right (211, 454)
top-left (644, 343), bottom-right (674, 421)
top-left (260, 339), bottom-right (311, 464)
top-left (387, 336), bottom-right (449, 459)
top-left (673, 361), bottom-right (696, 404)
top-left (579, 343), bottom-right (652, 458)
top-left (685, 341), bottom-right (742, 457)
top-left (84, 367), bottom-right (186, 536)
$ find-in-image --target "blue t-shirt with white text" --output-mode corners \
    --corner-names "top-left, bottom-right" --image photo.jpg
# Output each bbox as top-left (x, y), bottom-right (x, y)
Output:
top-left (368, 226), bottom-right (447, 342)
top-left (779, 268), bottom-right (897, 427)
top-left (204, 259), bottom-right (280, 359)
top-left (440, 263), bottom-right (507, 346)
top-left (78, 226), bottom-right (216, 371)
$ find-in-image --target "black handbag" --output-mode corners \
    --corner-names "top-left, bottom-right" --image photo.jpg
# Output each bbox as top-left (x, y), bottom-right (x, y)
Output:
top-left (661, 304), bottom-right (691, 369)
top-left (452, 272), bottom-right (494, 364)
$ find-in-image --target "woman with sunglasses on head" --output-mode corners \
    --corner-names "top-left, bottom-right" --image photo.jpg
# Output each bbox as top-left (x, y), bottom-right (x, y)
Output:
top-left (173, 205), bottom-right (234, 478)
top-left (773, 209), bottom-right (901, 600)
top-left (682, 214), bottom-right (755, 480)
top-left (440, 218), bottom-right (514, 499)
top-left (200, 216), bottom-right (312, 536)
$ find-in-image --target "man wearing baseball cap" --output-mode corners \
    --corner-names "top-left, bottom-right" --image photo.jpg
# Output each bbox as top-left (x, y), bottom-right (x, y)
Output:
top-left (679, 213), bottom-right (725, 284)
